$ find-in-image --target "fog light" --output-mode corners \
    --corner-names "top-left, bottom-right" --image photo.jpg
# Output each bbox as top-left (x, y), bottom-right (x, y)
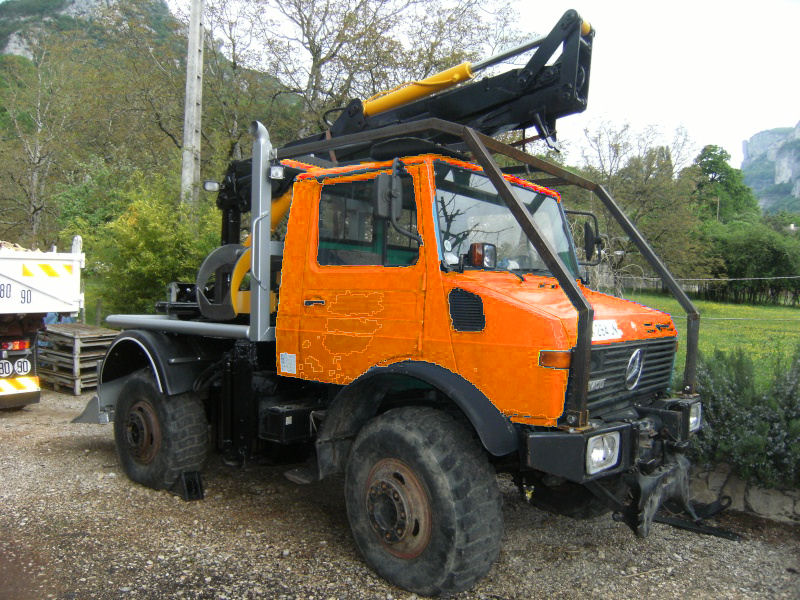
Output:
top-left (689, 402), bottom-right (702, 432)
top-left (586, 431), bottom-right (620, 475)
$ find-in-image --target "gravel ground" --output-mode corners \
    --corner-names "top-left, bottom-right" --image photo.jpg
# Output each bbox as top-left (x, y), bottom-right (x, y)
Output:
top-left (1, 390), bottom-right (798, 600)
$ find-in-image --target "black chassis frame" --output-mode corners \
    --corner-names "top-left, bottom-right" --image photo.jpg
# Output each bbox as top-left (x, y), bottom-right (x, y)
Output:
top-left (272, 117), bottom-right (701, 430)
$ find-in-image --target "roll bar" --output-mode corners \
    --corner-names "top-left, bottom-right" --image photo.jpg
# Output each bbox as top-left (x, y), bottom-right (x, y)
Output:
top-left (255, 117), bottom-right (699, 427)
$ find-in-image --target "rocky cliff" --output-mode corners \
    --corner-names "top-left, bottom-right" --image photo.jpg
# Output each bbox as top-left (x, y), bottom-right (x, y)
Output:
top-left (742, 122), bottom-right (800, 213)
top-left (0, 0), bottom-right (167, 58)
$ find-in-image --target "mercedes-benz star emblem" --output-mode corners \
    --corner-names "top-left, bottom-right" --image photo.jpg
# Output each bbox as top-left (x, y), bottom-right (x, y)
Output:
top-left (625, 348), bottom-right (644, 390)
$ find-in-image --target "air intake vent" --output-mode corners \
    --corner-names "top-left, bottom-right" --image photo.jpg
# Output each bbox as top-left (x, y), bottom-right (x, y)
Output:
top-left (448, 288), bottom-right (485, 332)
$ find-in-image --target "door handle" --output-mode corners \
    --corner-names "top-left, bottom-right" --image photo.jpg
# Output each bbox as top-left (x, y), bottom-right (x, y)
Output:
top-left (304, 299), bottom-right (326, 306)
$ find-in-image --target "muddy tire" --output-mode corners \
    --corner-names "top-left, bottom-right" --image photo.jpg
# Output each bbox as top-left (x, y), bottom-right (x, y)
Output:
top-left (114, 372), bottom-right (207, 490)
top-left (345, 407), bottom-right (502, 596)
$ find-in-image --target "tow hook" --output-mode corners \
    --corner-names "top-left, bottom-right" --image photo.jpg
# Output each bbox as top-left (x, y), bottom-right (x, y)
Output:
top-left (628, 453), bottom-right (698, 538)
top-left (587, 454), bottom-right (741, 541)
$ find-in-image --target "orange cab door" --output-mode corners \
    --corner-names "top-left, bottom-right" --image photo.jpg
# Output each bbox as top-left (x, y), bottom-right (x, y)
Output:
top-left (292, 169), bottom-right (426, 385)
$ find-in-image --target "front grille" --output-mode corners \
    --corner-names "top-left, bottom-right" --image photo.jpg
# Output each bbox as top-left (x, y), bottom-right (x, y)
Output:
top-left (587, 338), bottom-right (676, 416)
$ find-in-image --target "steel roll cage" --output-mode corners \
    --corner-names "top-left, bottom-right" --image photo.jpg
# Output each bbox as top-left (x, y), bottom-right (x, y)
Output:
top-left (264, 117), bottom-right (700, 428)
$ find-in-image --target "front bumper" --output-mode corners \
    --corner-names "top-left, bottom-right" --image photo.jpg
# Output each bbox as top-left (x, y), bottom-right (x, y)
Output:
top-left (0, 390), bottom-right (40, 409)
top-left (523, 395), bottom-right (700, 483)
top-left (522, 395), bottom-right (702, 537)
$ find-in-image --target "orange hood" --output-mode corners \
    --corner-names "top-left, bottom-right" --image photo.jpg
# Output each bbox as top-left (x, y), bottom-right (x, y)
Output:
top-left (447, 271), bottom-right (677, 348)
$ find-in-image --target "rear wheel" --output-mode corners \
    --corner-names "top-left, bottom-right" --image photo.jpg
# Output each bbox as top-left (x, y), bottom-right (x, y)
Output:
top-left (345, 407), bottom-right (502, 596)
top-left (114, 372), bottom-right (207, 490)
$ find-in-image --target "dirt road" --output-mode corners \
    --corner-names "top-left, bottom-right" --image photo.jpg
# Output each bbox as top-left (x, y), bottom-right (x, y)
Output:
top-left (1, 391), bottom-right (798, 599)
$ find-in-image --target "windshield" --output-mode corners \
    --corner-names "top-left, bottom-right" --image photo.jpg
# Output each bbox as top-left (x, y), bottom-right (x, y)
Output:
top-left (434, 162), bottom-right (579, 276)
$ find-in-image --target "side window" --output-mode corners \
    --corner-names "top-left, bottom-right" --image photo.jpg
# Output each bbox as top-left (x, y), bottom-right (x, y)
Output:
top-left (317, 176), bottom-right (419, 266)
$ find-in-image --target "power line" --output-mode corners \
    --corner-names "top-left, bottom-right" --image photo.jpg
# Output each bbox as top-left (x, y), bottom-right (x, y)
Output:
top-left (674, 316), bottom-right (800, 322)
top-left (626, 275), bottom-right (800, 283)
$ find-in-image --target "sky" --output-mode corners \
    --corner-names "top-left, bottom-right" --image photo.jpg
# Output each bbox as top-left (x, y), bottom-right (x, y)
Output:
top-left (513, 0), bottom-right (800, 167)
top-left (164, 0), bottom-right (800, 168)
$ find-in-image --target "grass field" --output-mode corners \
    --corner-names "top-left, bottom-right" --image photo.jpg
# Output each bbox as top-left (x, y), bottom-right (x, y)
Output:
top-left (628, 291), bottom-right (800, 386)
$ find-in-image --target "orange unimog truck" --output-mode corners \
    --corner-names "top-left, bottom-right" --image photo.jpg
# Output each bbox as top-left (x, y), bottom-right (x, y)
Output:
top-left (78, 10), bottom-right (710, 594)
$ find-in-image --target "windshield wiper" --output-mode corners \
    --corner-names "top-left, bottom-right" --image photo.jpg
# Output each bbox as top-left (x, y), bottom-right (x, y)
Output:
top-left (523, 267), bottom-right (551, 276)
top-left (496, 268), bottom-right (524, 282)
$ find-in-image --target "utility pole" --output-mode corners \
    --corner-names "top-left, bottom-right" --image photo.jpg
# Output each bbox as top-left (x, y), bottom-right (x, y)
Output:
top-left (180, 0), bottom-right (205, 207)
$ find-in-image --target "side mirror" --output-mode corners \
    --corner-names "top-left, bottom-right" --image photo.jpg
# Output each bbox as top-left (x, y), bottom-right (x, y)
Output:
top-left (374, 172), bottom-right (402, 219)
top-left (374, 158), bottom-right (405, 220)
top-left (375, 159), bottom-right (422, 246)
top-left (203, 180), bottom-right (220, 192)
top-left (583, 221), bottom-right (597, 261)
top-left (565, 209), bottom-right (602, 266)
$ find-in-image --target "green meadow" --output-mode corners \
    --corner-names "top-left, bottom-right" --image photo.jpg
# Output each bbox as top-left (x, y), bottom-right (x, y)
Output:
top-left (629, 291), bottom-right (800, 386)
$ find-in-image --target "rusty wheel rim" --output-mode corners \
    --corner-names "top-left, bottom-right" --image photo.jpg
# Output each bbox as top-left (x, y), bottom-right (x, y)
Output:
top-left (365, 458), bottom-right (432, 559)
top-left (125, 399), bottom-right (161, 465)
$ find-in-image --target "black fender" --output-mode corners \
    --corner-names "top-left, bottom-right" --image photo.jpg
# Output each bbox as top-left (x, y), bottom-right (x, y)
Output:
top-left (98, 330), bottom-right (219, 417)
top-left (316, 360), bottom-right (518, 478)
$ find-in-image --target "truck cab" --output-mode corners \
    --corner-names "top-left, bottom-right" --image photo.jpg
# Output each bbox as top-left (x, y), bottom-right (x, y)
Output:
top-left (277, 155), bottom-right (681, 432)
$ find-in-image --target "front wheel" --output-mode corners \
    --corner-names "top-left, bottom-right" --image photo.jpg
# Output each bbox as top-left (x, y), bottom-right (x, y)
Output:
top-left (345, 407), bottom-right (503, 596)
top-left (114, 372), bottom-right (207, 490)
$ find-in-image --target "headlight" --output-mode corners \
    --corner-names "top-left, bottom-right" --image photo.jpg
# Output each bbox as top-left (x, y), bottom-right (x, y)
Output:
top-left (585, 431), bottom-right (620, 475)
top-left (689, 402), bottom-right (702, 432)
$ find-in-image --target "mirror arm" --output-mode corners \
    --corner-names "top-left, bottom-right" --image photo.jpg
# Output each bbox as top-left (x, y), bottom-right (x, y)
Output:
top-left (389, 214), bottom-right (422, 244)
top-left (440, 257), bottom-right (453, 272)
top-left (577, 257), bottom-right (602, 267)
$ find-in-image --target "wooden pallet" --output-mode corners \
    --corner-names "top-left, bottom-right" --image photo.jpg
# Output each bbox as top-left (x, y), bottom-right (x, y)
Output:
top-left (37, 323), bottom-right (118, 395)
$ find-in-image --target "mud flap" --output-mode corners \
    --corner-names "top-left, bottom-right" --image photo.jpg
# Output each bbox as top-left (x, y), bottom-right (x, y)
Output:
top-left (72, 373), bottom-right (136, 424)
top-left (71, 395), bottom-right (110, 424)
top-left (171, 471), bottom-right (205, 501)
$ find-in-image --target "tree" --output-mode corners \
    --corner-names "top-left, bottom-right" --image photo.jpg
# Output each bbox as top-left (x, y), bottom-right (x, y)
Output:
top-left (251, 0), bottom-right (520, 132)
top-left (577, 122), bottom-right (712, 279)
top-left (89, 1), bottom-right (187, 168)
top-left (0, 35), bottom-right (79, 247)
top-left (55, 156), bottom-right (137, 243)
top-left (200, 0), bottom-right (302, 162)
top-left (693, 144), bottom-right (760, 223)
top-left (702, 221), bottom-right (800, 304)
top-left (89, 171), bottom-right (220, 314)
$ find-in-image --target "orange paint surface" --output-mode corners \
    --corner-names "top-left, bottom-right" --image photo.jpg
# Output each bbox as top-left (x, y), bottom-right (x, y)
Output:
top-left (275, 157), bottom-right (677, 426)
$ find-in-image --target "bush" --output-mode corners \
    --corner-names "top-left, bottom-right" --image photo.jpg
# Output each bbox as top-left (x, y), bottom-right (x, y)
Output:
top-left (700, 221), bottom-right (800, 305)
top-left (693, 346), bottom-right (800, 489)
top-left (89, 173), bottom-right (219, 314)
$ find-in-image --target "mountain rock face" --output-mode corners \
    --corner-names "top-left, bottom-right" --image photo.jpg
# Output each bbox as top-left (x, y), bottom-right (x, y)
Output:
top-left (1, 0), bottom-right (112, 57)
top-left (741, 122), bottom-right (800, 213)
top-left (60, 0), bottom-right (118, 18)
top-left (0, 0), bottom-right (152, 58)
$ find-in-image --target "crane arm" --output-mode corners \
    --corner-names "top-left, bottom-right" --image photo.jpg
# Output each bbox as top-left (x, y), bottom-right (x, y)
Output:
top-left (284, 9), bottom-right (593, 160)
